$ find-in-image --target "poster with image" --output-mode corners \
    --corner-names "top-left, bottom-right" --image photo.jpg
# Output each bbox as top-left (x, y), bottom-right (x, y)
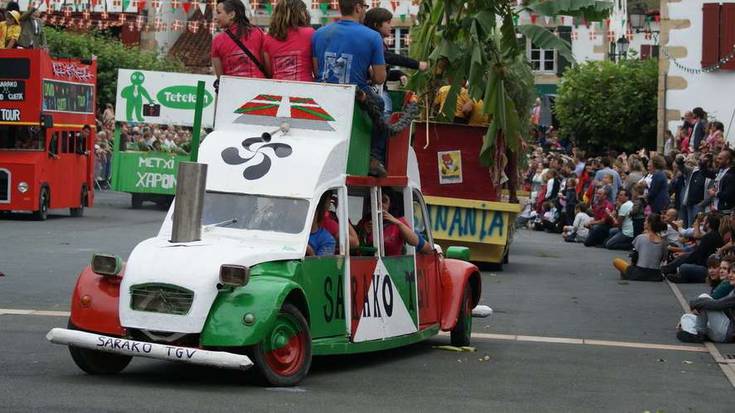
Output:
top-left (438, 150), bottom-right (463, 184)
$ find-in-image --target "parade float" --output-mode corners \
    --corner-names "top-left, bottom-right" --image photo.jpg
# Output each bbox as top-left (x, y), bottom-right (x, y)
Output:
top-left (0, 49), bottom-right (97, 220)
top-left (47, 76), bottom-right (488, 386)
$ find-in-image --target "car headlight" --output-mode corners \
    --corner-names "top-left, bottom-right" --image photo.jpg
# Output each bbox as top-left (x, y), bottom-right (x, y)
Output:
top-left (17, 182), bottom-right (29, 193)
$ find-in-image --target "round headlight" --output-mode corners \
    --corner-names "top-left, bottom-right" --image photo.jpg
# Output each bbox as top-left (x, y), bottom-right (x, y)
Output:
top-left (17, 182), bottom-right (29, 193)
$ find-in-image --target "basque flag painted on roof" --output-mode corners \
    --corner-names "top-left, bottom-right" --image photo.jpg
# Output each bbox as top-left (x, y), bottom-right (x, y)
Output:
top-left (234, 95), bottom-right (336, 131)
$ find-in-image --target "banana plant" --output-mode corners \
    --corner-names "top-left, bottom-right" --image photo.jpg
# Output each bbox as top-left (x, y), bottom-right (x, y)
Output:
top-left (408, 0), bottom-right (612, 196)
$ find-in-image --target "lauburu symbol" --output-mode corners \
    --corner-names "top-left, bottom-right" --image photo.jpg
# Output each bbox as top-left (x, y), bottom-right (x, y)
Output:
top-left (221, 136), bottom-right (293, 180)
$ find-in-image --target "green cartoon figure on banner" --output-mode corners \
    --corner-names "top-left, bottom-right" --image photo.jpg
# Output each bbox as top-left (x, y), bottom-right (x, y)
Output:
top-left (120, 71), bottom-right (155, 122)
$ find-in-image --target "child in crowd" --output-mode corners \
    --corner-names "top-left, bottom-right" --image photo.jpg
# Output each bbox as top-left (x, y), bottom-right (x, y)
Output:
top-left (563, 203), bottom-right (592, 243)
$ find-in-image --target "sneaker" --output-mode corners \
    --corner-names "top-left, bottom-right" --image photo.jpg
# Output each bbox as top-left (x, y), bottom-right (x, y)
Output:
top-left (676, 329), bottom-right (705, 343)
top-left (369, 158), bottom-right (387, 178)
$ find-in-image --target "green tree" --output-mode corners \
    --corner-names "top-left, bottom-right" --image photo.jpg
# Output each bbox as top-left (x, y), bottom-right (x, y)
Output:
top-left (554, 58), bottom-right (658, 153)
top-left (45, 28), bottom-right (186, 111)
top-left (408, 0), bottom-right (612, 200)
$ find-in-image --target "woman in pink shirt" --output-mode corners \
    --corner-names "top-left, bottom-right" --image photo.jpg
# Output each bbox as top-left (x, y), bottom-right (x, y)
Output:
top-left (211, 0), bottom-right (267, 80)
top-left (263, 0), bottom-right (315, 81)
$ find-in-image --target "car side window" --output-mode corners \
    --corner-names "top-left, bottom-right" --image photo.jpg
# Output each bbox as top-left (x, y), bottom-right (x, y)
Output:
top-left (412, 190), bottom-right (433, 247)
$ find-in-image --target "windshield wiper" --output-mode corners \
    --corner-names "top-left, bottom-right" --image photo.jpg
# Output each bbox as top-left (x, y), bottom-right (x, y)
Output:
top-left (203, 218), bottom-right (238, 230)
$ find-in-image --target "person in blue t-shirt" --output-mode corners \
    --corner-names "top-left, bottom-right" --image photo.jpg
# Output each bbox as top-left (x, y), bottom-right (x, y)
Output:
top-left (307, 191), bottom-right (337, 256)
top-left (312, 0), bottom-right (388, 177)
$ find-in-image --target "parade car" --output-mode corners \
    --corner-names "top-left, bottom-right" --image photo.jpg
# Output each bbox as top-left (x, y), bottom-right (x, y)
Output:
top-left (47, 77), bottom-right (484, 386)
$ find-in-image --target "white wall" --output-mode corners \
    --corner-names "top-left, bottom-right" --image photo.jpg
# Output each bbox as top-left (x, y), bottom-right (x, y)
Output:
top-left (666, 0), bottom-right (735, 142)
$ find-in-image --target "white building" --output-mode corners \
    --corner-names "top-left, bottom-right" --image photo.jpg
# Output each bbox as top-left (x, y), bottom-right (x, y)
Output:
top-left (658, 0), bottom-right (735, 148)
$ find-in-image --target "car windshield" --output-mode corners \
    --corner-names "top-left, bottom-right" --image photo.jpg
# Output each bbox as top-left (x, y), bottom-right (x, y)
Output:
top-left (201, 191), bottom-right (308, 234)
top-left (0, 125), bottom-right (44, 150)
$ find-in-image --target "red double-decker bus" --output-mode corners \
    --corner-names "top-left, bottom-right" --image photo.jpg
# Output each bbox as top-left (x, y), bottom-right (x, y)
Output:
top-left (0, 49), bottom-right (96, 220)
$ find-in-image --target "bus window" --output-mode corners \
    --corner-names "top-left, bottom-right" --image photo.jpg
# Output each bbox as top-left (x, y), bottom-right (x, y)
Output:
top-left (49, 132), bottom-right (59, 156)
top-left (0, 126), bottom-right (44, 150)
top-left (61, 131), bottom-right (69, 153)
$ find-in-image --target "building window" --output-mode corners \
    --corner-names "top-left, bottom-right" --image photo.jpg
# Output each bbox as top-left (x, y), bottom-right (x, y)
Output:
top-left (527, 39), bottom-right (556, 73)
top-left (702, 3), bottom-right (735, 70)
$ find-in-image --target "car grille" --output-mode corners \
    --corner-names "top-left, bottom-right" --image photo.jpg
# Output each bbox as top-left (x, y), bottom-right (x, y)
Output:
top-left (130, 283), bottom-right (194, 315)
top-left (0, 169), bottom-right (8, 202)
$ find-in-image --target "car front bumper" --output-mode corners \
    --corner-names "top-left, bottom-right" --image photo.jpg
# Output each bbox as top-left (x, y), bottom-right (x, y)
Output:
top-left (46, 328), bottom-right (253, 370)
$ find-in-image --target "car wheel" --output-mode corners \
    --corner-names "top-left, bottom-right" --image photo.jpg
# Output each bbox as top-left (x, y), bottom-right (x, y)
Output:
top-left (33, 187), bottom-right (49, 221)
top-left (67, 321), bottom-right (131, 374)
top-left (450, 283), bottom-right (473, 347)
top-left (131, 193), bottom-right (143, 209)
top-left (250, 303), bottom-right (311, 386)
top-left (70, 187), bottom-right (87, 217)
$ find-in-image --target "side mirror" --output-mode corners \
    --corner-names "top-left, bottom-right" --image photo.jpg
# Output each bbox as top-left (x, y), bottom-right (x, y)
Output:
top-left (40, 114), bottom-right (53, 129)
top-left (445, 246), bottom-right (471, 261)
top-left (91, 253), bottom-right (123, 276)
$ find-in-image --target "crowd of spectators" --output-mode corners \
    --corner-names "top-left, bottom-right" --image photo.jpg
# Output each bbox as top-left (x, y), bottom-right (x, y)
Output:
top-left (518, 106), bottom-right (735, 344)
top-left (92, 103), bottom-right (200, 189)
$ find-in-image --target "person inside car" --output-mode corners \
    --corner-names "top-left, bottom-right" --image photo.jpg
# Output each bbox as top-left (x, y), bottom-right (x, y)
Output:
top-left (359, 190), bottom-right (433, 255)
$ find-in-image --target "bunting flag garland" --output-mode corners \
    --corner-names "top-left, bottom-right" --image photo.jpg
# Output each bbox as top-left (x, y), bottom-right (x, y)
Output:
top-left (530, 14), bottom-right (537, 24)
top-left (571, 30), bottom-right (578, 41)
top-left (151, 0), bottom-right (161, 10)
top-left (182, 2), bottom-right (192, 13)
top-left (137, 0), bottom-right (145, 12)
top-left (171, 0), bottom-right (180, 10)
top-left (172, 18), bottom-right (183, 31)
top-left (606, 30), bottom-right (615, 42)
top-left (330, 0), bottom-right (338, 10)
top-left (625, 29), bottom-right (634, 41)
top-left (664, 44), bottom-right (735, 74)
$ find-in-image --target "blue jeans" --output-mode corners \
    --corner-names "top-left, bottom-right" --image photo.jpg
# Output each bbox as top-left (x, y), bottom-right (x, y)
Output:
top-left (605, 228), bottom-right (633, 250)
top-left (684, 204), bottom-right (701, 228)
top-left (366, 88), bottom-right (388, 163)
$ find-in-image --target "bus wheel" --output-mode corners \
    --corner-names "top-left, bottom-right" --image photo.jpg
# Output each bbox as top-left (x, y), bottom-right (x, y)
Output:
top-left (450, 283), bottom-right (473, 347)
top-left (250, 303), bottom-right (311, 386)
top-left (131, 193), bottom-right (143, 209)
top-left (67, 321), bottom-right (131, 374)
top-left (33, 187), bottom-right (49, 221)
top-left (70, 187), bottom-right (87, 217)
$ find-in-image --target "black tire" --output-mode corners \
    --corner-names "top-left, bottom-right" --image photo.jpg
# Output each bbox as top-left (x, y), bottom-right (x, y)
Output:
top-left (70, 186), bottom-right (87, 217)
top-left (67, 321), bottom-right (131, 375)
top-left (250, 303), bottom-right (311, 386)
top-left (33, 187), bottom-right (49, 221)
top-left (450, 283), bottom-right (473, 347)
top-left (502, 250), bottom-right (509, 264)
top-left (131, 193), bottom-right (143, 209)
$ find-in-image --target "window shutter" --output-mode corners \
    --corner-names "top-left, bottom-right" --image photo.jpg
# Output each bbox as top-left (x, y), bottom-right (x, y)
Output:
top-left (702, 3), bottom-right (720, 67)
top-left (556, 26), bottom-right (573, 76)
top-left (720, 3), bottom-right (735, 70)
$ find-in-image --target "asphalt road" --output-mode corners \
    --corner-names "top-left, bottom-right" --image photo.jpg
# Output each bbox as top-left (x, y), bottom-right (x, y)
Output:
top-left (1, 191), bottom-right (735, 412)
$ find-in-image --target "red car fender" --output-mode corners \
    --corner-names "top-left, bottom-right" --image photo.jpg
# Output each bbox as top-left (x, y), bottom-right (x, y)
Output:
top-left (69, 265), bottom-right (125, 336)
top-left (439, 258), bottom-right (481, 331)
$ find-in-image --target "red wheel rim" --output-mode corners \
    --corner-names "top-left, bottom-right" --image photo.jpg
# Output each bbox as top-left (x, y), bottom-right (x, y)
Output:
top-left (264, 313), bottom-right (306, 377)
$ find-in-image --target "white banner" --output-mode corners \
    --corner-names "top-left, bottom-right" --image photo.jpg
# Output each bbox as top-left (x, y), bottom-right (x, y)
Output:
top-left (115, 69), bottom-right (216, 128)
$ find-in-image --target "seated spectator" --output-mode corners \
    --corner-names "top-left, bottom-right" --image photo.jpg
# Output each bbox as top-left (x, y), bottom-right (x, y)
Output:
top-left (662, 213), bottom-right (723, 283)
top-left (605, 188), bottom-right (634, 250)
top-left (612, 213), bottom-right (668, 282)
top-left (0, 10), bottom-right (21, 49)
top-left (563, 203), bottom-right (592, 243)
top-left (307, 192), bottom-right (336, 256)
top-left (676, 256), bottom-right (735, 343)
top-left (661, 208), bottom-right (683, 247)
top-left (434, 84), bottom-right (472, 124)
top-left (584, 186), bottom-right (615, 247)
top-left (705, 255), bottom-right (734, 298)
top-left (533, 201), bottom-right (558, 232)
